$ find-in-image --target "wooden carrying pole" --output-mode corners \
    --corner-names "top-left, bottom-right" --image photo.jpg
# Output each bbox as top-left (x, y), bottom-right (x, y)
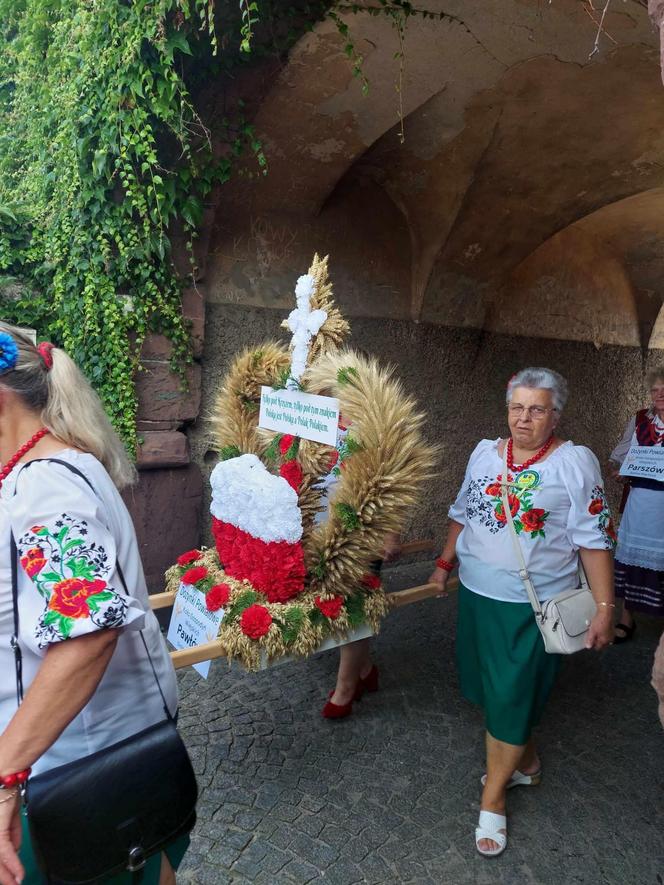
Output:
top-left (166, 577), bottom-right (459, 671)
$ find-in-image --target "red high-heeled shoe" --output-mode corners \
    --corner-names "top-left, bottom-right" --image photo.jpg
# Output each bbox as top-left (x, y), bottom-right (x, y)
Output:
top-left (354, 665), bottom-right (379, 700)
top-left (322, 689), bottom-right (354, 719)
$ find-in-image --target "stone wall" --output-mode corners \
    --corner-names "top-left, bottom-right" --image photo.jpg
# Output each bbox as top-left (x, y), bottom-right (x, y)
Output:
top-left (189, 302), bottom-right (664, 550)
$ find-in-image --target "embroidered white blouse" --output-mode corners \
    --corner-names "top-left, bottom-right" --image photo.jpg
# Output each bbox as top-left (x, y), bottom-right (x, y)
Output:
top-left (448, 439), bottom-right (615, 603)
top-left (0, 451), bottom-right (178, 776)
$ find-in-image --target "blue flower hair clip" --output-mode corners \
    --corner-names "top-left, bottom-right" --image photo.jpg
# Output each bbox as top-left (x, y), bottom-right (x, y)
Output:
top-left (0, 331), bottom-right (19, 374)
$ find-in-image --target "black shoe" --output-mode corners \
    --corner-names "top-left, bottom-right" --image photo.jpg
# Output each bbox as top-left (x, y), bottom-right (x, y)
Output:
top-left (613, 621), bottom-right (636, 644)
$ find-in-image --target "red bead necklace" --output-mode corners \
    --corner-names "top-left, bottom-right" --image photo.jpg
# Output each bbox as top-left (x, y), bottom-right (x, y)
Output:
top-left (506, 435), bottom-right (554, 473)
top-left (0, 428), bottom-right (49, 489)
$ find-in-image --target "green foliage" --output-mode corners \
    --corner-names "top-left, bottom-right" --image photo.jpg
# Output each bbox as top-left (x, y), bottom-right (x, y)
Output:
top-left (279, 606), bottom-right (305, 644)
top-left (0, 0), bottom-right (264, 447)
top-left (219, 444), bottom-right (241, 460)
top-left (336, 365), bottom-right (359, 385)
top-left (225, 589), bottom-right (260, 623)
top-left (335, 501), bottom-right (361, 531)
top-left (343, 592), bottom-right (366, 628)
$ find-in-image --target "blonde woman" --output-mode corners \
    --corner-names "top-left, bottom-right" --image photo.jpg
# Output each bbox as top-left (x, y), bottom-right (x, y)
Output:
top-left (0, 324), bottom-right (186, 885)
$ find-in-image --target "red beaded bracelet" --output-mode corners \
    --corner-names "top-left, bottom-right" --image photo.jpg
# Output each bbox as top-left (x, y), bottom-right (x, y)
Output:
top-left (435, 557), bottom-right (455, 573)
top-left (0, 768), bottom-right (31, 789)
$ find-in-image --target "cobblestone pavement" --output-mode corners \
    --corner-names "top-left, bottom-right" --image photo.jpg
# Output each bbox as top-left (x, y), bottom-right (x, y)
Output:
top-left (176, 562), bottom-right (664, 885)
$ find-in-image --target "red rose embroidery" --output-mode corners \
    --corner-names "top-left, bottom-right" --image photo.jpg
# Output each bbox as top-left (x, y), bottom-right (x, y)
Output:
top-left (177, 549), bottom-right (201, 567)
top-left (30, 525), bottom-right (47, 535)
top-left (240, 604), bottom-right (273, 638)
top-left (181, 566), bottom-right (208, 585)
top-left (48, 578), bottom-right (107, 619)
top-left (360, 574), bottom-right (381, 590)
top-left (206, 583), bottom-right (231, 611)
top-left (588, 498), bottom-right (604, 515)
top-left (20, 547), bottom-right (47, 578)
top-left (520, 508), bottom-right (547, 532)
top-left (279, 434), bottom-right (296, 455)
top-left (495, 495), bottom-right (519, 523)
top-left (315, 596), bottom-right (344, 619)
top-left (485, 482), bottom-right (502, 497)
top-left (279, 460), bottom-right (303, 491)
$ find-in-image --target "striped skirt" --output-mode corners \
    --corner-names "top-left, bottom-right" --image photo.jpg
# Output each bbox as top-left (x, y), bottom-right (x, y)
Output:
top-left (614, 560), bottom-right (664, 617)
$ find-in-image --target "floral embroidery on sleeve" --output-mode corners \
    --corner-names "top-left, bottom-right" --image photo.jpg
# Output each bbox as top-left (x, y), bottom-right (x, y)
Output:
top-left (18, 515), bottom-right (128, 647)
top-left (588, 487), bottom-right (617, 549)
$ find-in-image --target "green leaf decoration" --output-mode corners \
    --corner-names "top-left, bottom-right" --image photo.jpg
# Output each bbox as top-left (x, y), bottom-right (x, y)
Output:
top-left (219, 445), bottom-right (241, 461)
top-left (284, 438), bottom-right (300, 460)
top-left (42, 609), bottom-right (62, 627)
top-left (225, 590), bottom-right (260, 623)
top-left (344, 435), bottom-right (362, 455)
top-left (308, 607), bottom-right (326, 628)
top-left (335, 502), bottom-right (361, 532)
top-left (344, 593), bottom-right (366, 629)
top-left (58, 615), bottom-right (75, 639)
top-left (263, 436), bottom-right (281, 465)
top-left (64, 557), bottom-right (97, 580)
top-left (312, 555), bottom-right (327, 580)
top-left (280, 607), bottom-right (304, 645)
top-left (337, 366), bottom-right (359, 386)
top-left (41, 571), bottom-right (63, 582)
top-left (62, 539), bottom-right (85, 553)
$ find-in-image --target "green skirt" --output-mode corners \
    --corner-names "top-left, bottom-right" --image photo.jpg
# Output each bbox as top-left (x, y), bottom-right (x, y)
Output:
top-left (19, 809), bottom-right (190, 885)
top-left (456, 582), bottom-right (561, 746)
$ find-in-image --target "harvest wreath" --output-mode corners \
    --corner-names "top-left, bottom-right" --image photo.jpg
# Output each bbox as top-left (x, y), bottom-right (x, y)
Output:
top-left (165, 254), bottom-right (437, 670)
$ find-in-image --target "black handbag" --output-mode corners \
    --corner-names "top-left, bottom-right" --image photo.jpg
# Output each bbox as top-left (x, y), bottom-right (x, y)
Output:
top-left (10, 459), bottom-right (198, 884)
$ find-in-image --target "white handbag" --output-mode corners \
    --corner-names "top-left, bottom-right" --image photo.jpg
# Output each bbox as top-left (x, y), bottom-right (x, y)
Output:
top-left (500, 444), bottom-right (596, 655)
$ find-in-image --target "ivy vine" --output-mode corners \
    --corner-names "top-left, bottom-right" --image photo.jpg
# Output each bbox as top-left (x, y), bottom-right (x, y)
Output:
top-left (0, 0), bottom-right (265, 446)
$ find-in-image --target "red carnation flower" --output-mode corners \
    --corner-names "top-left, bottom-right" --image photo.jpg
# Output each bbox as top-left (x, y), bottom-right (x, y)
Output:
top-left (521, 508), bottom-right (546, 532)
top-left (280, 460), bottom-right (303, 491)
top-left (588, 498), bottom-right (604, 516)
top-left (327, 450), bottom-right (339, 470)
top-left (240, 604), bottom-right (273, 638)
top-left (181, 566), bottom-right (208, 585)
top-left (315, 596), bottom-right (344, 619)
top-left (279, 434), bottom-right (296, 455)
top-left (206, 583), bottom-right (231, 611)
top-left (177, 549), bottom-right (201, 567)
top-left (361, 574), bottom-right (382, 590)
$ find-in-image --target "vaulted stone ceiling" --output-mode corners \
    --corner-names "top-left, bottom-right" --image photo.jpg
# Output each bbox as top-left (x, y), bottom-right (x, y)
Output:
top-left (204, 0), bottom-right (664, 348)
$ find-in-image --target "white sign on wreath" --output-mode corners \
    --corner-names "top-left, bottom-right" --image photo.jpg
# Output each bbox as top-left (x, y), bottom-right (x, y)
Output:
top-left (258, 386), bottom-right (339, 446)
top-left (167, 582), bottom-right (225, 678)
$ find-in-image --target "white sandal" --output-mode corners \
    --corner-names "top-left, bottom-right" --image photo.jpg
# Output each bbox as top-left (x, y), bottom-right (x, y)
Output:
top-left (475, 810), bottom-right (507, 858)
top-left (480, 768), bottom-right (541, 789)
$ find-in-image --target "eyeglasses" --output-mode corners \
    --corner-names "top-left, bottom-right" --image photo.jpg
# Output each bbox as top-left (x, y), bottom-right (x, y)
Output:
top-left (507, 404), bottom-right (557, 420)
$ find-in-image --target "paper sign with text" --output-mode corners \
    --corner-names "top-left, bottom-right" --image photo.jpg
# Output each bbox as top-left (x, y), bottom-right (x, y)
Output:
top-left (167, 582), bottom-right (224, 678)
top-left (619, 444), bottom-right (664, 482)
top-left (259, 387), bottom-right (339, 446)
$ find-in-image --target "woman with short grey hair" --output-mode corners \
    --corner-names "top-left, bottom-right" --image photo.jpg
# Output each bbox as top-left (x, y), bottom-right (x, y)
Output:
top-left (429, 367), bottom-right (615, 858)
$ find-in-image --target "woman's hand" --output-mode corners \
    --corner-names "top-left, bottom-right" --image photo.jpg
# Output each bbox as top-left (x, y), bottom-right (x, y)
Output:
top-left (428, 566), bottom-right (450, 598)
top-left (585, 610), bottom-right (614, 651)
top-left (0, 791), bottom-right (23, 885)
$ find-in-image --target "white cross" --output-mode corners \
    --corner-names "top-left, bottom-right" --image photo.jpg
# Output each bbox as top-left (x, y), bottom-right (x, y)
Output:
top-left (285, 274), bottom-right (327, 388)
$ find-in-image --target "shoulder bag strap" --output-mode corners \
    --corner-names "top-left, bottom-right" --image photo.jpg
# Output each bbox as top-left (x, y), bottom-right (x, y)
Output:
top-left (11, 532), bottom-right (24, 705)
top-left (500, 442), bottom-right (543, 620)
top-left (10, 458), bottom-right (173, 719)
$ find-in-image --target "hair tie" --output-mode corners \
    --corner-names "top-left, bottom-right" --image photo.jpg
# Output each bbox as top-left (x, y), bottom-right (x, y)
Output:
top-left (37, 342), bottom-right (54, 371)
top-left (0, 332), bottom-right (19, 374)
